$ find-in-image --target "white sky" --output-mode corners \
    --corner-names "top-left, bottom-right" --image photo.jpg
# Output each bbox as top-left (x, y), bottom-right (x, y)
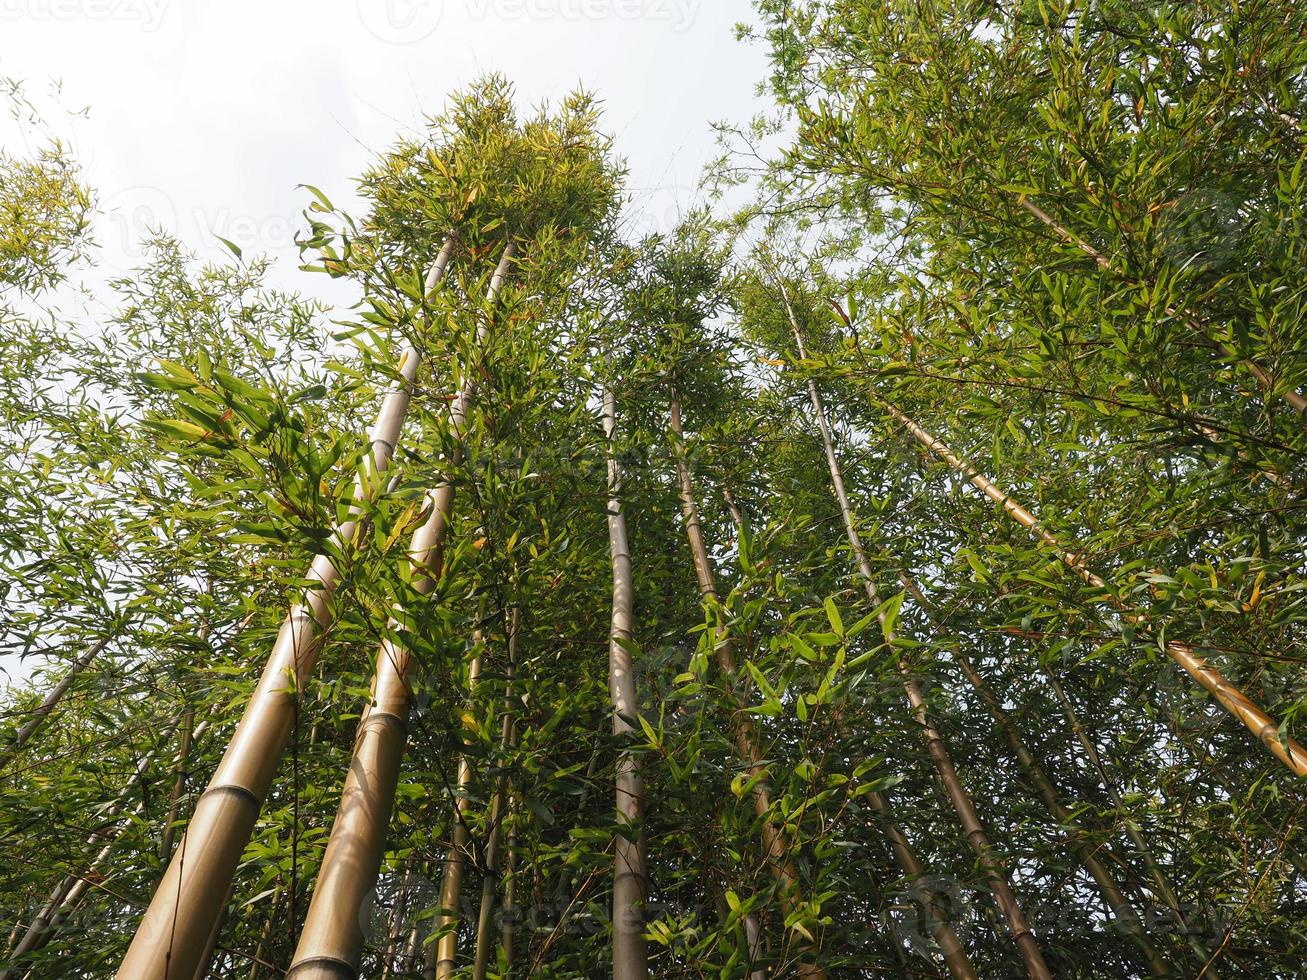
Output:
top-left (0, 0), bottom-right (769, 685)
top-left (2, 0), bottom-right (768, 300)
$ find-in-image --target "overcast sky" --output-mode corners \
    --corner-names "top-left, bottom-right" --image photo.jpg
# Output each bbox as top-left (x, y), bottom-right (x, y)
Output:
top-left (2, 0), bottom-right (768, 300)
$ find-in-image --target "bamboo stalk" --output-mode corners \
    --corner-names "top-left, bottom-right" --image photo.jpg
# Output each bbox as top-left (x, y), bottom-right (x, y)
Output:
top-left (247, 882), bottom-right (283, 980)
top-left (158, 708), bottom-right (196, 862)
top-left (668, 393), bottom-right (826, 980)
top-left (116, 239), bottom-right (457, 980)
top-left (783, 295), bottom-right (1049, 978)
top-left (473, 606), bottom-right (520, 980)
top-left (381, 863), bottom-right (415, 978)
top-left (0, 636), bottom-right (111, 772)
top-left (864, 790), bottom-right (978, 980)
top-left (4, 716), bottom-right (200, 978)
top-left (501, 797), bottom-right (518, 971)
top-left (1040, 666), bottom-right (1240, 970)
top-left (287, 243), bottom-right (515, 980)
top-left (603, 385), bottom-right (650, 980)
top-left (899, 573), bottom-right (1172, 977)
top-left (881, 398), bottom-right (1307, 776)
top-left (429, 650), bottom-right (483, 980)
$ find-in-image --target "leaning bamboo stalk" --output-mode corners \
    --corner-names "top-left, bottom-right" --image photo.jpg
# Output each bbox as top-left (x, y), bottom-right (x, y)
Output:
top-left (898, 573), bottom-right (1172, 977)
top-left (880, 398), bottom-right (1307, 776)
top-left (603, 386), bottom-right (650, 980)
top-left (1, 793), bottom-right (150, 978)
top-left (779, 291), bottom-right (1050, 977)
top-left (116, 238), bottom-right (457, 980)
top-left (1040, 667), bottom-right (1194, 907)
top-left (501, 799), bottom-right (518, 970)
top-left (1015, 195), bottom-right (1307, 419)
top-left (247, 882), bottom-right (283, 980)
top-left (0, 636), bottom-right (111, 772)
top-left (472, 606), bottom-right (519, 980)
top-left (1040, 663), bottom-right (1275, 961)
top-left (723, 472), bottom-right (974, 978)
top-left (287, 243), bottom-right (515, 980)
top-left (668, 394), bottom-right (826, 980)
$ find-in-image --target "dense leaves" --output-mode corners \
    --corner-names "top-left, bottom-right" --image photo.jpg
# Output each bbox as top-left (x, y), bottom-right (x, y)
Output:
top-left (2, 6), bottom-right (1305, 977)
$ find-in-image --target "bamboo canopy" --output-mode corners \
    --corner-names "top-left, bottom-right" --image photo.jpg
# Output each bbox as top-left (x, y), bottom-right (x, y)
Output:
top-left (2, 17), bottom-right (1306, 975)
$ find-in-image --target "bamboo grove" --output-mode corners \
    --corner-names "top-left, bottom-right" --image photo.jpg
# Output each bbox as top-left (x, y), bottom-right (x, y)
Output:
top-left (1, 1), bottom-right (1305, 976)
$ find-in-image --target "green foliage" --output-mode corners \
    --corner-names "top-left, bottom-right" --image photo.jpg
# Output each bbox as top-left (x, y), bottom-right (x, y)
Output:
top-left (3, 14), bottom-right (1307, 977)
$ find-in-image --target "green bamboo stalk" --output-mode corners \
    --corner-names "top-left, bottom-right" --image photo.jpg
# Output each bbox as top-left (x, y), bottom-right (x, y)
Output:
top-left (603, 385), bottom-right (650, 980)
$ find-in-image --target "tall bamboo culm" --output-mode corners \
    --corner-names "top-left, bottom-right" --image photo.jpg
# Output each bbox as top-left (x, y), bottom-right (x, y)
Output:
top-left (116, 238), bottom-right (457, 980)
top-left (879, 399), bottom-right (1307, 777)
top-left (782, 300), bottom-right (1052, 980)
top-left (603, 385), bottom-right (649, 980)
top-left (472, 605), bottom-right (519, 980)
top-left (287, 243), bottom-right (515, 980)
top-left (668, 394), bottom-right (827, 980)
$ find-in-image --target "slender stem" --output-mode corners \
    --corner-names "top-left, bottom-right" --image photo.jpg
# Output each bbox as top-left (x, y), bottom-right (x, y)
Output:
top-left (783, 292), bottom-right (1047, 978)
top-left (669, 392), bottom-right (827, 980)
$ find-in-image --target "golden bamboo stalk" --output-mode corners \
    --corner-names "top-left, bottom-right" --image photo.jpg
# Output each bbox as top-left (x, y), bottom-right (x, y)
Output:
top-left (472, 606), bottom-right (518, 980)
top-left (429, 650), bottom-right (483, 980)
top-left (882, 399), bottom-right (1307, 777)
top-left (0, 636), bottom-right (110, 772)
top-left (774, 284), bottom-right (1034, 976)
top-left (899, 573), bottom-right (1172, 977)
top-left (287, 243), bottom-right (515, 980)
top-left (785, 305), bottom-right (1050, 980)
top-left (116, 238), bottom-right (457, 980)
